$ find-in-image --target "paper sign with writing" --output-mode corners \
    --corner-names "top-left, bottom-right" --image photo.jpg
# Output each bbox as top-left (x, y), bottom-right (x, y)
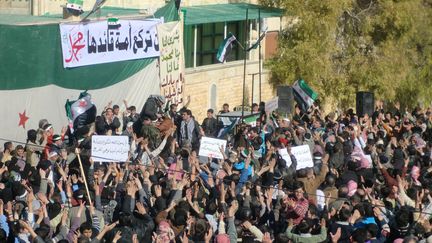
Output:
top-left (291, 145), bottom-right (314, 170)
top-left (199, 137), bottom-right (227, 159)
top-left (278, 148), bottom-right (292, 168)
top-left (157, 21), bottom-right (185, 106)
top-left (60, 18), bottom-right (162, 68)
top-left (91, 135), bottom-right (129, 162)
top-left (265, 96), bottom-right (279, 112)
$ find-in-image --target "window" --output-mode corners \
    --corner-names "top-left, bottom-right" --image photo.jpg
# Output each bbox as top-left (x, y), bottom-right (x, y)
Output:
top-left (184, 21), bottom-right (247, 68)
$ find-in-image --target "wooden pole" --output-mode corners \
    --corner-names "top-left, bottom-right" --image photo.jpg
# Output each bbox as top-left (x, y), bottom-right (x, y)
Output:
top-left (75, 148), bottom-right (92, 204)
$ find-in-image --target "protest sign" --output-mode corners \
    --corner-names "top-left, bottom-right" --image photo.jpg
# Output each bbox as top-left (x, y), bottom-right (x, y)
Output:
top-left (60, 18), bottom-right (162, 68)
top-left (199, 137), bottom-right (227, 159)
top-left (91, 135), bottom-right (129, 162)
top-left (291, 145), bottom-right (314, 170)
top-left (157, 21), bottom-right (185, 106)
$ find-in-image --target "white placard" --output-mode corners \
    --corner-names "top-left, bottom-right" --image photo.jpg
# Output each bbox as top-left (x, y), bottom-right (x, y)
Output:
top-left (60, 18), bottom-right (162, 68)
top-left (91, 135), bottom-right (129, 162)
top-left (198, 137), bottom-right (227, 159)
top-left (157, 21), bottom-right (185, 106)
top-left (278, 148), bottom-right (292, 168)
top-left (291, 145), bottom-right (314, 170)
top-left (265, 96), bottom-right (279, 112)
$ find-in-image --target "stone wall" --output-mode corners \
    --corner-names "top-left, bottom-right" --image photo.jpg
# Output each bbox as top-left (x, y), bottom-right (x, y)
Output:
top-left (0, 0), bottom-right (31, 15)
top-left (183, 60), bottom-right (275, 122)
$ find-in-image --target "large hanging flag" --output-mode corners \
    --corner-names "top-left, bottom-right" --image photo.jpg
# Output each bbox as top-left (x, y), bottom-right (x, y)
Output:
top-left (216, 33), bottom-right (237, 63)
top-left (65, 91), bottom-right (97, 133)
top-left (246, 28), bottom-right (267, 52)
top-left (292, 80), bottom-right (318, 111)
top-left (0, 0), bottom-right (178, 143)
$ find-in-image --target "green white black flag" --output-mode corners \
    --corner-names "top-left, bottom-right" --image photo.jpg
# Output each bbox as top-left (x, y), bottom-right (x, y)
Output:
top-left (216, 33), bottom-right (237, 63)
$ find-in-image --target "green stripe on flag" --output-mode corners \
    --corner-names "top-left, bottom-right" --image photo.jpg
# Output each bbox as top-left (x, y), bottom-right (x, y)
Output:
top-left (244, 115), bottom-right (259, 125)
top-left (0, 1), bottom-right (179, 90)
top-left (298, 79), bottom-right (318, 100)
top-left (217, 32), bottom-right (236, 63)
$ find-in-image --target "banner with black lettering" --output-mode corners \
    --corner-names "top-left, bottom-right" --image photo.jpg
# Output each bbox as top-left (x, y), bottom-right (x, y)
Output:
top-left (157, 21), bottom-right (185, 105)
top-left (60, 18), bottom-right (162, 68)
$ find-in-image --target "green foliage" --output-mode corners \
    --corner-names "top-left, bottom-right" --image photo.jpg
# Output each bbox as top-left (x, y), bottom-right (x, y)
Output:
top-left (262, 0), bottom-right (432, 110)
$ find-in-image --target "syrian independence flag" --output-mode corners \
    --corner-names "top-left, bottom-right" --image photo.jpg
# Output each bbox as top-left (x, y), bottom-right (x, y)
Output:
top-left (0, 0), bottom-right (176, 143)
top-left (217, 33), bottom-right (237, 63)
top-left (66, 0), bottom-right (84, 16)
top-left (246, 29), bottom-right (267, 52)
top-left (292, 80), bottom-right (318, 111)
top-left (65, 91), bottom-right (97, 133)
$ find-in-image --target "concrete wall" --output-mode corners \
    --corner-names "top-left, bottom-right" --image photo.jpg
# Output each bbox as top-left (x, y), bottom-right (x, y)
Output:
top-left (183, 60), bottom-right (275, 122)
top-left (0, 0), bottom-right (31, 15)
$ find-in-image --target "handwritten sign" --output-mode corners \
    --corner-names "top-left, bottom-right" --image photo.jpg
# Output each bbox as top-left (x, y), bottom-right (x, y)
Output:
top-left (59, 18), bottom-right (162, 68)
top-left (91, 135), bottom-right (129, 162)
top-left (279, 145), bottom-right (314, 170)
top-left (157, 21), bottom-right (185, 105)
top-left (265, 96), bottom-right (279, 112)
top-left (199, 137), bottom-right (227, 159)
top-left (292, 145), bottom-right (314, 170)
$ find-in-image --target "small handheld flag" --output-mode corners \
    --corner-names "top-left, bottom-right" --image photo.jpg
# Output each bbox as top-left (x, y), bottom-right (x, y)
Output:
top-left (65, 91), bottom-right (97, 134)
top-left (292, 80), bottom-right (318, 111)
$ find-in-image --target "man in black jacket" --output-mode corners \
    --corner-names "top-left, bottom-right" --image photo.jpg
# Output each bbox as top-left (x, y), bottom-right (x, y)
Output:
top-left (201, 109), bottom-right (219, 138)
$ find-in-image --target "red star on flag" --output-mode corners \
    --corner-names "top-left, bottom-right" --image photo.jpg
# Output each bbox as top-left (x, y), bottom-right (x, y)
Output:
top-left (79, 99), bottom-right (87, 107)
top-left (18, 110), bottom-right (29, 128)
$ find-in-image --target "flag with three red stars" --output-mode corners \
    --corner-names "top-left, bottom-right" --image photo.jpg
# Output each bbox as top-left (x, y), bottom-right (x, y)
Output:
top-left (65, 91), bottom-right (97, 134)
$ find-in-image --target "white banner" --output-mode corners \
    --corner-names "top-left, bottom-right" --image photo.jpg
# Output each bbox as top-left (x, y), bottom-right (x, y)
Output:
top-left (280, 145), bottom-right (314, 170)
top-left (199, 137), bottom-right (227, 159)
top-left (157, 21), bottom-right (185, 105)
top-left (91, 135), bottom-right (130, 162)
top-left (60, 18), bottom-right (162, 68)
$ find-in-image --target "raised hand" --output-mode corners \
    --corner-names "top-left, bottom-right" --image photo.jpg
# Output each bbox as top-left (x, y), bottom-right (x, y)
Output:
top-left (135, 202), bottom-right (147, 215)
top-left (330, 227), bottom-right (341, 243)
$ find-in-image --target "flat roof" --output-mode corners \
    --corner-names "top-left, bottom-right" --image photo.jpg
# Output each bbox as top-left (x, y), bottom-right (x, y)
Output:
top-left (0, 7), bottom-right (150, 26)
top-left (181, 3), bottom-right (285, 25)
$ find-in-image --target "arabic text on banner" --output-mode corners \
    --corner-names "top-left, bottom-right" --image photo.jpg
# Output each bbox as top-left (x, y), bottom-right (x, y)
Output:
top-left (157, 21), bottom-right (185, 105)
top-left (279, 145), bottom-right (314, 170)
top-left (60, 19), bottom-right (162, 68)
top-left (91, 135), bottom-right (129, 162)
top-left (199, 137), bottom-right (227, 159)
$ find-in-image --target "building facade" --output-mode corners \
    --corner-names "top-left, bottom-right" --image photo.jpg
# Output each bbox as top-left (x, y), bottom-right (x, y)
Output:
top-left (0, 0), bottom-right (283, 122)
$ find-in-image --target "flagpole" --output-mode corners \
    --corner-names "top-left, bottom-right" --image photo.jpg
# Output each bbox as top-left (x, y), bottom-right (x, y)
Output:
top-left (235, 39), bottom-right (245, 50)
top-left (241, 8), bottom-right (249, 121)
top-left (251, 74), bottom-right (254, 115)
top-left (75, 148), bottom-right (92, 206)
top-left (258, 9), bottom-right (262, 103)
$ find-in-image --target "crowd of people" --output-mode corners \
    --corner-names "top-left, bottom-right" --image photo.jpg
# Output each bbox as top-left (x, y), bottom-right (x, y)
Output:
top-left (1, 95), bottom-right (432, 243)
